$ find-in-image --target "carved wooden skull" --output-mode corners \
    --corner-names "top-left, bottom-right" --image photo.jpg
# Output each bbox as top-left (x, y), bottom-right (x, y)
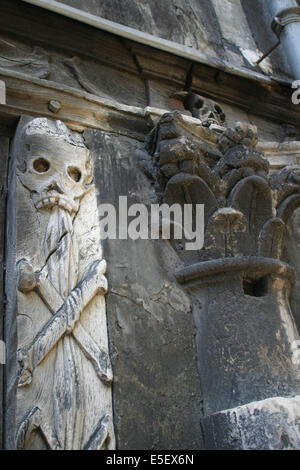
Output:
top-left (189, 95), bottom-right (226, 127)
top-left (172, 92), bottom-right (226, 127)
top-left (18, 118), bottom-right (93, 214)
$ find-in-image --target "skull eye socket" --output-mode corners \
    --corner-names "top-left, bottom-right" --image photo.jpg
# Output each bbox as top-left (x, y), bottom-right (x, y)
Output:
top-left (33, 158), bottom-right (50, 173)
top-left (214, 105), bottom-right (226, 122)
top-left (67, 166), bottom-right (82, 182)
top-left (199, 107), bottom-right (208, 115)
top-left (196, 98), bottom-right (205, 109)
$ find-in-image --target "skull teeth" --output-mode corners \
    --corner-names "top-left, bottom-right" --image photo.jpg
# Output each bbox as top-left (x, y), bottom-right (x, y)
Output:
top-left (35, 196), bottom-right (76, 213)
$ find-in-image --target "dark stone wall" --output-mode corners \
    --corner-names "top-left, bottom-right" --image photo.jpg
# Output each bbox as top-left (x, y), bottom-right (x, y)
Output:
top-left (83, 129), bottom-right (203, 450)
top-left (0, 136), bottom-right (9, 450)
top-left (284, 208), bottom-right (300, 331)
top-left (3, 118), bottom-right (32, 450)
top-left (192, 275), bottom-right (300, 416)
top-left (57, 0), bottom-right (294, 80)
top-left (57, 0), bottom-right (218, 52)
top-left (241, 0), bottom-right (293, 80)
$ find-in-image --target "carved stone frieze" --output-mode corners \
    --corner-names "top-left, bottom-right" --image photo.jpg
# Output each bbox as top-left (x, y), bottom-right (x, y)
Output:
top-left (140, 111), bottom-right (300, 264)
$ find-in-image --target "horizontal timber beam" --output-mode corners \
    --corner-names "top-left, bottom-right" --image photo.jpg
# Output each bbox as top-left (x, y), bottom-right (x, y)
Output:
top-left (0, 68), bottom-right (298, 172)
top-left (0, 1), bottom-right (298, 128)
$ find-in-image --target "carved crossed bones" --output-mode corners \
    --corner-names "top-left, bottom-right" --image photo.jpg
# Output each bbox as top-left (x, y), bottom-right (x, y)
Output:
top-left (17, 258), bottom-right (113, 387)
top-left (16, 405), bottom-right (111, 450)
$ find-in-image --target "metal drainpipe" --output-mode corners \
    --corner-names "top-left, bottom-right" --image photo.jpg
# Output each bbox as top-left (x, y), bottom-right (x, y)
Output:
top-left (268, 0), bottom-right (300, 79)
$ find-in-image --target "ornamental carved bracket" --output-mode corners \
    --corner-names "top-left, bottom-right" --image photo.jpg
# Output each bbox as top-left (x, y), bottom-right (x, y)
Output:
top-left (138, 110), bottom-right (300, 266)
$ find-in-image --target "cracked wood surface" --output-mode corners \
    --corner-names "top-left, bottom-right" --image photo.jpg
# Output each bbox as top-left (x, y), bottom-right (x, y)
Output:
top-left (0, 67), bottom-right (298, 172)
top-left (13, 117), bottom-right (115, 450)
top-left (0, 0), bottom-right (299, 130)
top-left (0, 137), bottom-right (9, 450)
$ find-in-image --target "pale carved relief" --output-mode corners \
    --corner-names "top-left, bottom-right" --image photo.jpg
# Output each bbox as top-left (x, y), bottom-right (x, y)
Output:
top-left (15, 118), bottom-right (115, 450)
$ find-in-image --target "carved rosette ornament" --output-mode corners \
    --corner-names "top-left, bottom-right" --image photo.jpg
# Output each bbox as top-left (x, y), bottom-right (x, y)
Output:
top-left (140, 110), bottom-right (300, 449)
top-left (14, 118), bottom-right (115, 450)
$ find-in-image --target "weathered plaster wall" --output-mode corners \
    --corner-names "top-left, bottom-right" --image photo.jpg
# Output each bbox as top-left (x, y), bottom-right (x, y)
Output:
top-left (57, 0), bottom-right (294, 79)
top-left (84, 129), bottom-right (203, 449)
top-left (57, 0), bottom-right (219, 55)
top-left (241, 0), bottom-right (293, 79)
top-left (284, 208), bottom-right (300, 331)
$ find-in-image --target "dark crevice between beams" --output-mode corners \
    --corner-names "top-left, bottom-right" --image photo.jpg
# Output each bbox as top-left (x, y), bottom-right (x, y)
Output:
top-left (3, 133), bottom-right (15, 450)
top-left (197, 0), bottom-right (227, 60)
top-left (119, 38), bottom-right (152, 107)
top-left (184, 62), bottom-right (194, 92)
top-left (0, 143), bottom-right (9, 450)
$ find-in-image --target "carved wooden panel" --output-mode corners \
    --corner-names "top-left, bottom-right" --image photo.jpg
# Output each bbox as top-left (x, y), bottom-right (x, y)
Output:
top-left (13, 117), bottom-right (115, 450)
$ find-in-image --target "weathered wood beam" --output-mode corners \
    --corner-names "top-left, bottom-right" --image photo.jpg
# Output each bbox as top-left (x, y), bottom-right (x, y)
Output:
top-left (0, 68), bottom-right (221, 144)
top-left (0, 68), bottom-right (148, 139)
top-left (0, 0), bottom-right (299, 128)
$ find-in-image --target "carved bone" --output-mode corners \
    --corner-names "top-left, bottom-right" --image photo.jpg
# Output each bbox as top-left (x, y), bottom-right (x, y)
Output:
top-left (17, 258), bottom-right (110, 387)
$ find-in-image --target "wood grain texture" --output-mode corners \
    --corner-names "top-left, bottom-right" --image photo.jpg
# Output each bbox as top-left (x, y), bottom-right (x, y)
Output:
top-left (0, 0), bottom-right (298, 127)
top-left (0, 68), bottom-right (148, 139)
top-left (0, 137), bottom-right (9, 450)
top-left (6, 117), bottom-right (115, 450)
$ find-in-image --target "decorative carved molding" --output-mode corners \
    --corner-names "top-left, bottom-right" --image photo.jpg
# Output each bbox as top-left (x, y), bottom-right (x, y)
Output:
top-left (63, 56), bottom-right (113, 101)
top-left (14, 118), bottom-right (115, 450)
top-left (141, 111), bottom-right (300, 265)
top-left (0, 65), bottom-right (299, 172)
top-left (258, 140), bottom-right (300, 171)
